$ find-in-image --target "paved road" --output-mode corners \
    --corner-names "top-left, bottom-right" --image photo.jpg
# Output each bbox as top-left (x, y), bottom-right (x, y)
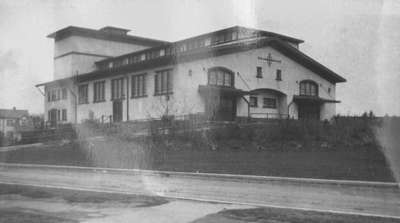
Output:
top-left (0, 163), bottom-right (399, 219)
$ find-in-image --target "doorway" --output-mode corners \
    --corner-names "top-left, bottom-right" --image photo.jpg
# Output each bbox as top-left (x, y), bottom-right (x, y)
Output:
top-left (112, 100), bottom-right (123, 122)
top-left (205, 95), bottom-right (236, 121)
top-left (298, 102), bottom-right (320, 120)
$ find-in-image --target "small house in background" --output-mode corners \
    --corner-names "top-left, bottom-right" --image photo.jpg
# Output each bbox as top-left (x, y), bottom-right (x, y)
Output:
top-left (0, 107), bottom-right (30, 145)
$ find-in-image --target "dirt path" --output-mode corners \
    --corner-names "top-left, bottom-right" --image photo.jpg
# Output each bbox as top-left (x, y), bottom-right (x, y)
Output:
top-left (0, 163), bottom-right (399, 219)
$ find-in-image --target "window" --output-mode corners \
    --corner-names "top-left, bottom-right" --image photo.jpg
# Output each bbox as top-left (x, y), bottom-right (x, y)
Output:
top-left (250, 96), bottom-right (258, 107)
top-left (62, 109), bottom-right (67, 121)
top-left (62, 88), bottom-right (67, 99)
top-left (93, 81), bottom-right (105, 102)
top-left (131, 74), bottom-right (147, 97)
top-left (155, 69), bottom-right (173, 95)
top-left (6, 119), bottom-right (14, 126)
top-left (159, 49), bottom-right (165, 57)
top-left (204, 37), bottom-right (211, 46)
top-left (47, 91), bottom-right (51, 102)
top-left (111, 78), bottom-right (125, 100)
top-left (78, 84), bottom-right (89, 104)
top-left (256, 66), bottom-right (263, 78)
top-left (56, 89), bottom-right (61, 100)
top-left (179, 43), bottom-right (187, 52)
top-left (51, 90), bottom-right (57, 101)
top-left (276, 69), bottom-right (282, 81)
top-left (232, 31), bottom-right (238, 40)
top-left (57, 109), bottom-right (61, 121)
top-left (263, 98), bottom-right (277, 108)
top-left (299, 80), bottom-right (318, 96)
top-left (208, 68), bottom-right (234, 87)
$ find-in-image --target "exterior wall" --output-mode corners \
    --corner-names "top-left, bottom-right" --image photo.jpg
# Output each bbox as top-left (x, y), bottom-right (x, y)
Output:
top-left (44, 80), bottom-right (76, 124)
top-left (77, 78), bottom-right (114, 123)
top-left (170, 46), bottom-right (336, 120)
top-left (245, 92), bottom-right (286, 119)
top-left (53, 36), bottom-right (152, 79)
top-left (52, 45), bottom-right (338, 123)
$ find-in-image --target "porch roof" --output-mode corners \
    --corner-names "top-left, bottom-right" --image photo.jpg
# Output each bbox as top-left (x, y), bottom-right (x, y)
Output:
top-left (293, 95), bottom-right (340, 104)
top-left (198, 85), bottom-right (249, 97)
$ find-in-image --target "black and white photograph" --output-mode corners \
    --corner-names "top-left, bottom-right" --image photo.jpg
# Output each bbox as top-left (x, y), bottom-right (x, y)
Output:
top-left (0, 0), bottom-right (400, 222)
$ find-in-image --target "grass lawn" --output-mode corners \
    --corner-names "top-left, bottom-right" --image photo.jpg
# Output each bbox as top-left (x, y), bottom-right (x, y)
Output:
top-left (192, 207), bottom-right (400, 223)
top-left (0, 139), bottom-right (395, 182)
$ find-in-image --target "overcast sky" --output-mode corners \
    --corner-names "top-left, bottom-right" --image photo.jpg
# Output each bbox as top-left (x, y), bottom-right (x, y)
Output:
top-left (0, 0), bottom-right (399, 116)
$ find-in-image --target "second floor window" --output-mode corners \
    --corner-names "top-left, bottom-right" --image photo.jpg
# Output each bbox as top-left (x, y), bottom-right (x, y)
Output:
top-left (155, 69), bottom-right (172, 95)
top-left (62, 88), bottom-right (68, 99)
top-left (78, 84), bottom-right (88, 104)
top-left (111, 78), bottom-right (125, 100)
top-left (208, 68), bottom-right (234, 87)
top-left (93, 81), bottom-right (105, 102)
top-left (131, 74), bottom-right (147, 98)
top-left (256, 66), bottom-right (263, 78)
top-left (276, 69), bottom-right (282, 81)
top-left (300, 80), bottom-right (318, 97)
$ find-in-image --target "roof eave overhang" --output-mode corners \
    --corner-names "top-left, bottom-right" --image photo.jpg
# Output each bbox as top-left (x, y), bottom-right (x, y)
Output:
top-left (293, 95), bottom-right (341, 104)
top-left (50, 37), bottom-right (347, 85)
top-left (268, 40), bottom-right (346, 84)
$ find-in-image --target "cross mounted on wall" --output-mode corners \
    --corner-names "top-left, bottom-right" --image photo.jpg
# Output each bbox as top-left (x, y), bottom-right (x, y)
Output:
top-left (258, 53), bottom-right (281, 67)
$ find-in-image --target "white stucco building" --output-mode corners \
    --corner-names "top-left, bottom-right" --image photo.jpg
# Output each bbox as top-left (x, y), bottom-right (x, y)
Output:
top-left (37, 25), bottom-right (346, 125)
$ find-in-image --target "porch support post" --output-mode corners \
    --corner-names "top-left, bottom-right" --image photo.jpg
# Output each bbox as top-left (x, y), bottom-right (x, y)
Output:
top-left (241, 96), bottom-right (250, 121)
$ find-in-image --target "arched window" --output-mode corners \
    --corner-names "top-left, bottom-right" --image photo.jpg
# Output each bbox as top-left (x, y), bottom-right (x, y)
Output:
top-left (299, 80), bottom-right (318, 96)
top-left (207, 67), bottom-right (234, 87)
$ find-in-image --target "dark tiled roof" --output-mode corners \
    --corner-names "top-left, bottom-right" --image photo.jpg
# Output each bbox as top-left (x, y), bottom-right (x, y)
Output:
top-left (0, 109), bottom-right (29, 119)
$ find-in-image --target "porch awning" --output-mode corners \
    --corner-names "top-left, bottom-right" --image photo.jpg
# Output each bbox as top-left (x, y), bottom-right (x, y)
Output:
top-left (198, 85), bottom-right (249, 97)
top-left (293, 95), bottom-right (340, 104)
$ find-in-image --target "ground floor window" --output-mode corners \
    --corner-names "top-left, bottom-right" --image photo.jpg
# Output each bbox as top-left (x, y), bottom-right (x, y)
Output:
top-left (249, 96), bottom-right (258, 107)
top-left (131, 74), bottom-right (147, 97)
top-left (78, 84), bottom-right (89, 104)
top-left (93, 81), bottom-right (105, 102)
top-left (111, 78), bottom-right (125, 100)
top-left (263, 98), bottom-right (277, 108)
top-left (62, 109), bottom-right (67, 121)
top-left (6, 120), bottom-right (14, 126)
top-left (155, 69), bottom-right (172, 95)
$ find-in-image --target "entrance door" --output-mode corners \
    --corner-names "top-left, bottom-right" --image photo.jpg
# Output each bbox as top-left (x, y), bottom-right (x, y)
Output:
top-left (298, 103), bottom-right (320, 120)
top-left (205, 95), bottom-right (236, 121)
top-left (48, 109), bottom-right (57, 127)
top-left (112, 100), bottom-right (123, 122)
